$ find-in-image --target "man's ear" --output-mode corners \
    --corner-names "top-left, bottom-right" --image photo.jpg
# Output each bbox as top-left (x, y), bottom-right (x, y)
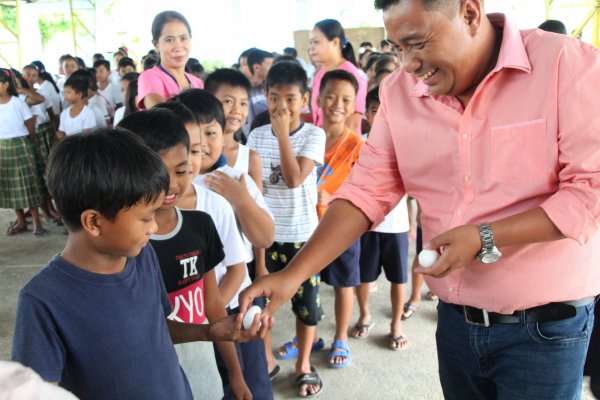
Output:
top-left (80, 209), bottom-right (103, 237)
top-left (462, 0), bottom-right (483, 35)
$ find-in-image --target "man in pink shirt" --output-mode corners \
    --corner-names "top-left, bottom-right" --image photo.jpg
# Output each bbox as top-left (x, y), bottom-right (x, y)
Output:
top-left (241, 0), bottom-right (600, 398)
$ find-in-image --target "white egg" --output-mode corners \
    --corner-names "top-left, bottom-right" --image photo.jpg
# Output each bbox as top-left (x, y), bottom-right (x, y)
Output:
top-left (242, 305), bottom-right (262, 330)
top-left (418, 249), bottom-right (440, 268)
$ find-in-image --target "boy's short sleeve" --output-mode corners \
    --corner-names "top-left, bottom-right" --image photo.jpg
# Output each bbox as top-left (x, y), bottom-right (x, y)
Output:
top-left (58, 109), bottom-right (67, 132)
top-left (83, 108), bottom-right (97, 130)
top-left (298, 125), bottom-right (326, 166)
top-left (147, 243), bottom-right (173, 317)
top-left (11, 293), bottom-right (65, 382)
top-left (200, 213), bottom-right (226, 270)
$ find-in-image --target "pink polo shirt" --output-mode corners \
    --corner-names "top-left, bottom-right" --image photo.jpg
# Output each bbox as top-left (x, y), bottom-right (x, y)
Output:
top-left (311, 60), bottom-right (367, 135)
top-left (137, 65), bottom-right (204, 109)
top-left (332, 14), bottom-right (600, 313)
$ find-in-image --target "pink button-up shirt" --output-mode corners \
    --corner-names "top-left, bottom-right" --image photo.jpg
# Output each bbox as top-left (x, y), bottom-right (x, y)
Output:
top-left (137, 65), bottom-right (204, 110)
top-left (333, 15), bottom-right (600, 313)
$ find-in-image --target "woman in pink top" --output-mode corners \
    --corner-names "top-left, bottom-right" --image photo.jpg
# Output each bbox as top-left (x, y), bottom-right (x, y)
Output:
top-left (138, 11), bottom-right (203, 109)
top-left (309, 19), bottom-right (367, 135)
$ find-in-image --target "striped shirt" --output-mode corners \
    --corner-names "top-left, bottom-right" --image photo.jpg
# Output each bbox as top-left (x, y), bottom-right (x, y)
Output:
top-left (247, 123), bottom-right (325, 243)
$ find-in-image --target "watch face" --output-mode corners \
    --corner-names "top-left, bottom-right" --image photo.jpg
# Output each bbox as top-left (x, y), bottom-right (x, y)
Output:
top-left (481, 251), bottom-right (501, 264)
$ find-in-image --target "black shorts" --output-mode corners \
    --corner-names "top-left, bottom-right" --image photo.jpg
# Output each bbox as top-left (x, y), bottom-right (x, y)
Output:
top-left (266, 242), bottom-right (323, 326)
top-left (416, 226), bottom-right (423, 253)
top-left (359, 231), bottom-right (409, 284)
top-left (321, 240), bottom-right (361, 288)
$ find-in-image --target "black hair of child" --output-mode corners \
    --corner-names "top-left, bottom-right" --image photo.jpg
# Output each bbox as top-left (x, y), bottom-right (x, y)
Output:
top-left (118, 57), bottom-right (136, 70)
top-left (319, 69), bottom-right (359, 95)
top-left (118, 108), bottom-right (190, 154)
top-left (0, 68), bottom-right (19, 97)
top-left (265, 60), bottom-right (308, 95)
top-left (154, 101), bottom-right (198, 126)
top-left (366, 86), bottom-right (380, 109)
top-left (93, 59), bottom-right (111, 71)
top-left (45, 127), bottom-right (169, 231)
top-left (283, 47), bottom-right (298, 58)
top-left (204, 68), bottom-right (251, 96)
top-left (185, 58), bottom-right (204, 75)
top-left (124, 80), bottom-right (139, 118)
top-left (173, 89), bottom-right (226, 131)
top-left (70, 68), bottom-right (97, 92)
top-left (64, 74), bottom-right (90, 98)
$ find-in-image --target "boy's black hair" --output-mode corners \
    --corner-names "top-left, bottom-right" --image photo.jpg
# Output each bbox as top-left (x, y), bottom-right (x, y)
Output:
top-left (274, 54), bottom-right (300, 65)
top-left (118, 108), bottom-right (190, 154)
top-left (154, 101), bottom-right (198, 126)
top-left (118, 57), bottom-right (136, 70)
top-left (93, 59), bottom-right (111, 71)
top-left (265, 60), bottom-right (308, 95)
top-left (319, 69), bottom-right (359, 95)
top-left (283, 47), bottom-right (298, 58)
top-left (64, 74), bottom-right (89, 98)
top-left (375, 54), bottom-right (397, 74)
top-left (360, 41), bottom-right (373, 48)
top-left (142, 55), bottom-right (159, 71)
top-left (92, 53), bottom-right (105, 61)
top-left (366, 86), bottom-right (380, 109)
top-left (173, 89), bottom-right (226, 131)
top-left (204, 68), bottom-right (251, 96)
top-left (121, 71), bottom-right (140, 82)
top-left (247, 49), bottom-right (273, 76)
top-left (75, 57), bottom-right (86, 69)
top-left (380, 39), bottom-right (390, 48)
top-left (70, 69), bottom-right (97, 92)
top-left (185, 58), bottom-right (204, 75)
top-left (45, 127), bottom-right (169, 231)
top-left (538, 19), bottom-right (567, 35)
top-left (61, 54), bottom-right (76, 64)
top-left (365, 52), bottom-right (383, 71)
top-left (239, 47), bottom-right (258, 63)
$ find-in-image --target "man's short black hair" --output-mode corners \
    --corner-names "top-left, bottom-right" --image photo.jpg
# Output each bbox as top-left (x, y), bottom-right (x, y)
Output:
top-left (46, 127), bottom-right (169, 231)
top-left (366, 86), bottom-right (381, 109)
top-left (118, 57), bottom-right (136, 70)
top-left (173, 89), bottom-right (226, 131)
top-left (374, 0), bottom-right (459, 13)
top-left (247, 49), bottom-right (273, 76)
top-left (265, 60), bottom-right (308, 95)
top-left (283, 47), bottom-right (298, 58)
top-left (204, 68), bottom-right (251, 96)
top-left (93, 59), bottom-right (110, 71)
top-left (538, 19), bottom-right (567, 35)
top-left (319, 69), bottom-right (359, 95)
top-left (64, 74), bottom-right (89, 98)
top-left (118, 108), bottom-right (190, 154)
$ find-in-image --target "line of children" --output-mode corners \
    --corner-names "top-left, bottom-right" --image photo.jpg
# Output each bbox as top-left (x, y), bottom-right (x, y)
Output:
top-left (56, 75), bottom-right (97, 139)
top-left (11, 127), bottom-right (269, 399)
top-left (171, 90), bottom-right (275, 399)
top-left (247, 60), bottom-right (326, 398)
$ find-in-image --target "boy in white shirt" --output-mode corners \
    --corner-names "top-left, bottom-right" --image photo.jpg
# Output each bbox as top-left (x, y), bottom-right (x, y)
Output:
top-left (94, 59), bottom-right (122, 109)
top-left (56, 76), bottom-right (96, 139)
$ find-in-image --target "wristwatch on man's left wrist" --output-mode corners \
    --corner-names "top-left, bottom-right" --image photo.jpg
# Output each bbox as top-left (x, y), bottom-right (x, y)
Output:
top-left (476, 223), bottom-right (502, 263)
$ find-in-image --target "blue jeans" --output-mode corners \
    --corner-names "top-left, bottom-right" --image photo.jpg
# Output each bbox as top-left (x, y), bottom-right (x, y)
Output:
top-left (437, 300), bottom-right (595, 400)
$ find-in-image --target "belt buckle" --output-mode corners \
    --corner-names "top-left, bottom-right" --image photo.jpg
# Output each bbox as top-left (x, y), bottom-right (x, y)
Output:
top-left (463, 306), bottom-right (490, 327)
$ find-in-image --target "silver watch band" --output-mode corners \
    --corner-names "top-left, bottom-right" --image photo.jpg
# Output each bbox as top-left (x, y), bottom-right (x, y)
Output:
top-left (478, 223), bottom-right (496, 249)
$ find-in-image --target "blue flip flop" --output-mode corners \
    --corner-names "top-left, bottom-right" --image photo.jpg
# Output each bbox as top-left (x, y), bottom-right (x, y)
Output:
top-left (329, 339), bottom-right (351, 368)
top-left (276, 336), bottom-right (325, 360)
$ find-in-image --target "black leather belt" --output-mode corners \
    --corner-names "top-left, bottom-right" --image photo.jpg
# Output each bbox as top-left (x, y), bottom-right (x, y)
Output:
top-left (449, 297), bottom-right (594, 327)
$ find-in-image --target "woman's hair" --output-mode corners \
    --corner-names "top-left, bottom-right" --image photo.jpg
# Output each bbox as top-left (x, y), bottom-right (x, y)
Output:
top-left (0, 68), bottom-right (18, 97)
top-left (151, 10), bottom-right (191, 44)
top-left (124, 79), bottom-right (139, 118)
top-left (314, 19), bottom-right (357, 67)
top-left (32, 60), bottom-right (60, 93)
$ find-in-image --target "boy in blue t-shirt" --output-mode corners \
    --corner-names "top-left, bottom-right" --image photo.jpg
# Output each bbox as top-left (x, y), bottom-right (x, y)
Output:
top-left (11, 128), bottom-right (268, 400)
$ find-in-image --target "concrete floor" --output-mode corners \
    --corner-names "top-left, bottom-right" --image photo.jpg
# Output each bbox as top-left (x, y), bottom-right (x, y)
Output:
top-left (0, 208), bottom-right (594, 399)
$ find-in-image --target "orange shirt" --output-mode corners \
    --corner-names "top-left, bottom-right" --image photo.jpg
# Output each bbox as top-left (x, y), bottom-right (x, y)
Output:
top-left (316, 128), bottom-right (364, 219)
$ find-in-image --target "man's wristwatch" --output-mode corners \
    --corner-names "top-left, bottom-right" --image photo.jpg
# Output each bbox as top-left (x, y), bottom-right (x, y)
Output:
top-left (476, 223), bottom-right (502, 263)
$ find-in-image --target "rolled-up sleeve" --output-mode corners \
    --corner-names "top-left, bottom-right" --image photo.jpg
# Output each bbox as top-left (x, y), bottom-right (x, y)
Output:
top-left (540, 43), bottom-right (600, 244)
top-left (331, 84), bottom-right (406, 229)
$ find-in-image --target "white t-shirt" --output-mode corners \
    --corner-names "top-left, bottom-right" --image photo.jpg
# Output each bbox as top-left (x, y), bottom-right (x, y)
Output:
top-left (37, 80), bottom-right (61, 115)
top-left (89, 105), bottom-right (107, 127)
top-left (22, 93), bottom-right (51, 126)
top-left (110, 71), bottom-right (121, 86)
top-left (88, 93), bottom-right (112, 120)
top-left (372, 195), bottom-right (410, 234)
top-left (195, 165), bottom-right (273, 263)
top-left (233, 143), bottom-right (250, 173)
top-left (58, 105), bottom-right (97, 135)
top-left (98, 81), bottom-right (122, 108)
top-left (0, 97), bottom-right (32, 139)
top-left (247, 122), bottom-right (325, 243)
top-left (190, 183), bottom-right (249, 310)
top-left (113, 106), bottom-right (125, 126)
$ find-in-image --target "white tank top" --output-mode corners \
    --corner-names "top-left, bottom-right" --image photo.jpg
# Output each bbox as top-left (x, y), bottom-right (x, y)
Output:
top-left (233, 143), bottom-right (250, 174)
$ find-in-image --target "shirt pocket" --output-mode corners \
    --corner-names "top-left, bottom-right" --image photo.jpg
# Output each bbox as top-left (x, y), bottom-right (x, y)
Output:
top-left (489, 118), bottom-right (548, 184)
